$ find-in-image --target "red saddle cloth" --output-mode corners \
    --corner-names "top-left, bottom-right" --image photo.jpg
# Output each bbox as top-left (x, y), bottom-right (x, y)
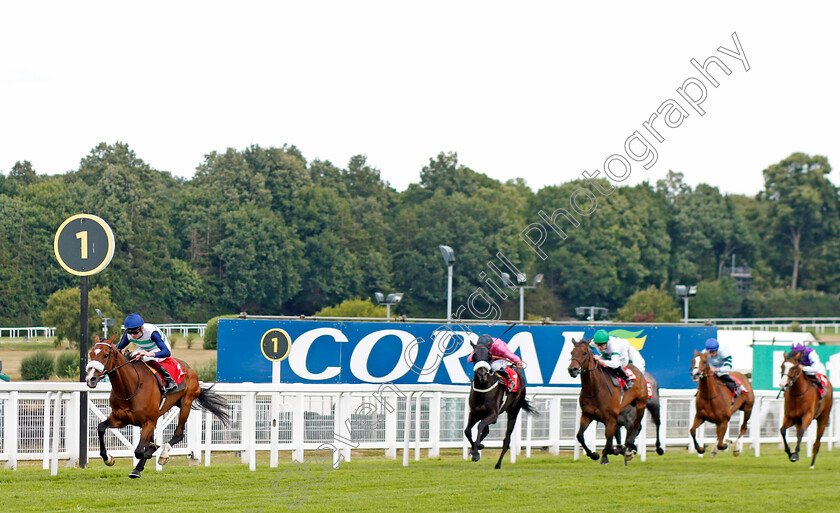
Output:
top-left (160, 358), bottom-right (185, 385)
top-left (498, 367), bottom-right (520, 393)
top-left (645, 379), bottom-right (653, 399)
top-left (816, 374), bottom-right (829, 397)
top-left (729, 376), bottom-right (748, 398)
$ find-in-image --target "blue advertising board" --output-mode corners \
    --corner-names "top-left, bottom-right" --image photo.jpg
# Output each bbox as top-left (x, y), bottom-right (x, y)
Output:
top-left (218, 320), bottom-right (715, 389)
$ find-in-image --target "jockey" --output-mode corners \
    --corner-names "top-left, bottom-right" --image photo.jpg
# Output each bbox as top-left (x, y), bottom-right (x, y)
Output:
top-left (468, 334), bottom-right (525, 392)
top-left (702, 338), bottom-right (739, 397)
top-left (591, 329), bottom-right (638, 388)
top-left (791, 343), bottom-right (826, 394)
top-left (116, 313), bottom-right (182, 394)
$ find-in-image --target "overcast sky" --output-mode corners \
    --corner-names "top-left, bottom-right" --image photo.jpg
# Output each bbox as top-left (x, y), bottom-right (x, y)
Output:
top-left (1, 2), bottom-right (838, 196)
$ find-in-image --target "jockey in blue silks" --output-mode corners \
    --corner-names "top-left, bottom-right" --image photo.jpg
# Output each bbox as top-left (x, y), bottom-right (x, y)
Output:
top-left (116, 313), bottom-right (182, 394)
top-left (702, 338), bottom-right (740, 397)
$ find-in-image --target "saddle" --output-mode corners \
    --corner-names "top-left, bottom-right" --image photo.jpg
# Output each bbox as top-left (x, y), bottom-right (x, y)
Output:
top-left (811, 374), bottom-right (828, 397)
top-left (494, 367), bottom-right (521, 393)
top-left (604, 367), bottom-right (637, 392)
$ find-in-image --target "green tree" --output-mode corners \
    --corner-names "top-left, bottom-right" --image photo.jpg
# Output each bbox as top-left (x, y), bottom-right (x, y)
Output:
top-left (315, 298), bottom-right (387, 317)
top-left (759, 153), bottom-right (839, 290)
top-left (616, 286), bottom-right (681, 322)
top-left (689, 278), bottom-right (742, 319)
top-left (41, 287), bottom-right (120, 345)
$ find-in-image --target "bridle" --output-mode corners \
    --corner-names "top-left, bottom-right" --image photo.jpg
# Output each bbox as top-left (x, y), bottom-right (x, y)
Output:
top-left (570, 345), bottom-right (597, 375)
top-left (89, 341), bottom-right (142, 401)
top-left (780, 358), bottom-right (807, 397)
top-left (693, 354), bottom-right (722, 401)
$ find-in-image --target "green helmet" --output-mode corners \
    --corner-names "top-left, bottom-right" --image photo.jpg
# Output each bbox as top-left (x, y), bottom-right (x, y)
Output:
top-left (593, 329), bottom-right (609, 345)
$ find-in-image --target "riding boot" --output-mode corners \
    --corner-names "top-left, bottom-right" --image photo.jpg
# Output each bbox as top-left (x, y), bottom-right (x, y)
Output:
top-left (147, 361), bottom-right (180, 394)
top-left (621, 368), bottom-right (634, 390)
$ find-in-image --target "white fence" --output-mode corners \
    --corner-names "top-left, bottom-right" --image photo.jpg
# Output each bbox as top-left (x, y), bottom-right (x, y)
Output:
top-left (2, 382), bottom-right (839, 474)
top-left (0, 324), bottom-right (205, 340)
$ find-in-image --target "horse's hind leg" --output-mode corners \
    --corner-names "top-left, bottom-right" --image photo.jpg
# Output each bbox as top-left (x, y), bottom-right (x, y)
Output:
top-left (810, 413), bottom-right (830, 469)
top-left (159, 399), bottom-right (193, 465)
top-left (647, 401), bottom-right (664, 455)
top-left (494, 408), bottom-right (520, 469)
top-left (576, 414), bottom-right (599, 461)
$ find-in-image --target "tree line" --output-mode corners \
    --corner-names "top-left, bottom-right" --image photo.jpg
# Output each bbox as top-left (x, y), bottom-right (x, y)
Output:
top-left (0, 143), bottom-right (837, 326)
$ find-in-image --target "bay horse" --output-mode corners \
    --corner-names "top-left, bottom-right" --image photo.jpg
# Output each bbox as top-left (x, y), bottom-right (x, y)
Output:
top-left (689, 350), bottom-right (754, 456)
top-left (779, 350), bottom-right (834, 468)
top-left (614, 371), bottom-right (665, 456)
top-left (463, 341), bottom-right (535, 469)
top-left (85, 334), bottom-right (230, 478)
top-left (567, 339), bottom-right (647, 465)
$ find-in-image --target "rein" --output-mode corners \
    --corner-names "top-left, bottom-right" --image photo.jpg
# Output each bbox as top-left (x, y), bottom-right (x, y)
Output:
top-left (95, 343), bottom-right (143, 402)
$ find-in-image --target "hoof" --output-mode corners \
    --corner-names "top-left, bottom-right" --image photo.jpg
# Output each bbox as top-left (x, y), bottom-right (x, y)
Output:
top-left (589, 452), bottom-right (600, 461)
top-left (158, 455), bottom-right (170, 466)
top-left (600, 458), bottom-right (609, 465)
top-left (790, 453), bottom-right (799, 463)
top-left (733, 449), bottom-right (741, 457)
top-left (128, 470), bottom-right (142, 479)
top-left (624, 450), bottom-right (636, 462)
top-left (105, 455), bottom-right (115, 466)
top-left (471, 450), bottom-right (481, 462)
top-left (656, 447), bottom-right (664, 456)
top-left (494, 463), bottom-right (501, 470)
top-left (719, 443), bottom-right (729, 451)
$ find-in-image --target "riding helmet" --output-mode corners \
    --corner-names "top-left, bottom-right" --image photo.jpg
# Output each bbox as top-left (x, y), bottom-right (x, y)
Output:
top-left (790, 342), bottom-right (806, 353)
top-left (704, 338), bottom-right (719, 351)
top-left (124, 313), bottom-right (144, 329)
top-left (477, 334), bottom-right (494, 346)
top-left (593, 329), bottom-right (609, 345)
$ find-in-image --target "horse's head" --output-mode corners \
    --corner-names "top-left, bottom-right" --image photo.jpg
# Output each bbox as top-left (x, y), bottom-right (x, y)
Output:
top-left (470, 341), bottom-right (494, 386)
top-left (779, 350), bottom-right (803, 391)
top-left (691, 350), bottom-right (712, 382)
top-left (85, 334), bottom-right (120, 388)
top-left (567, 339), bottom-right (594, 378)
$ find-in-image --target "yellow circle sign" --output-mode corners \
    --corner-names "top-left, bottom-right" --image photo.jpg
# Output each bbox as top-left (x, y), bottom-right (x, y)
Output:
top-left (261, 329), bottom-right (291, 362)
top-left (54, 214), bottom-right (115, 276)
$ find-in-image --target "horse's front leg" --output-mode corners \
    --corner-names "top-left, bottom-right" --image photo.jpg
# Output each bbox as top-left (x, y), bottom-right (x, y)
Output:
top-left (791, 420), bottom-right (811, 463)
top-left (494, 407), bottom-right (520, 470)
top-left (714, 420), bottom-right (729, 454)
top-left (130, 422), bottom-right (157, 479)
top-left (464, 412), bottom-right (482, 461)
top-left (601, 418), bottom-right (617, 465)
top-left (576, 414), bottom-right (599, 461)
top-left (689, 415), bottom-right (706, 455)
top-left (474, 412), bottom-right (498, 455)
top-left (97, 412), bottom-right (124, 466)
top-left (780, 415), bottom-right (794, 460)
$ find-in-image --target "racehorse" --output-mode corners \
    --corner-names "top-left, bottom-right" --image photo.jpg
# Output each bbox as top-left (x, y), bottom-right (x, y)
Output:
top-left (567, 339), bottom-right (647, 465)
top-left (779, 350), bottom-right (834, 469)
top-left (614, 371), bottom-right (665, 456)
top-left (85, 334), bottom-right (230, 478)
top-left (464, 341), bottom-right (535, 469)
top-left (689, 350), bottom-right (754, 456)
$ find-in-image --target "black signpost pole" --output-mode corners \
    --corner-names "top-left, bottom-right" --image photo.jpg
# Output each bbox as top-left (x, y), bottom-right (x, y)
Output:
top-left (79, 275), bottom-right (89, 469)
top-left (54, 213), bottom-right (114, 472)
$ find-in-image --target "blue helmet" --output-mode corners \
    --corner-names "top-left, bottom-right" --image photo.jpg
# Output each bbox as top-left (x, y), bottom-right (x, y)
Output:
top-left (704, 338), bottom-right (719, 351)
top-left (124, 313), bottom-right (144, 329)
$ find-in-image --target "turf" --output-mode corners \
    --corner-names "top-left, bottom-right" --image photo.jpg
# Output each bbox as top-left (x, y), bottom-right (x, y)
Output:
top-left (1, 447), bottom-right (838, 513)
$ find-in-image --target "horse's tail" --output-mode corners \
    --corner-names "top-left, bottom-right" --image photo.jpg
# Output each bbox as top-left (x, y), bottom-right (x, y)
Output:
top-left (193, 383), bottom-right (231, 426)
top-left (519, 396), bottom-right (539, 416)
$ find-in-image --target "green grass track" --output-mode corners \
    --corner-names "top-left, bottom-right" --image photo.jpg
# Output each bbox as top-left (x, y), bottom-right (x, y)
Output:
top-left (1, 447), bottom-right (838, 512)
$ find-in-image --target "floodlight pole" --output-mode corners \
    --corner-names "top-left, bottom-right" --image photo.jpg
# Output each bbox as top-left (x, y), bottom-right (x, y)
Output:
top-left (446, 265), bottom-right (453, 321)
